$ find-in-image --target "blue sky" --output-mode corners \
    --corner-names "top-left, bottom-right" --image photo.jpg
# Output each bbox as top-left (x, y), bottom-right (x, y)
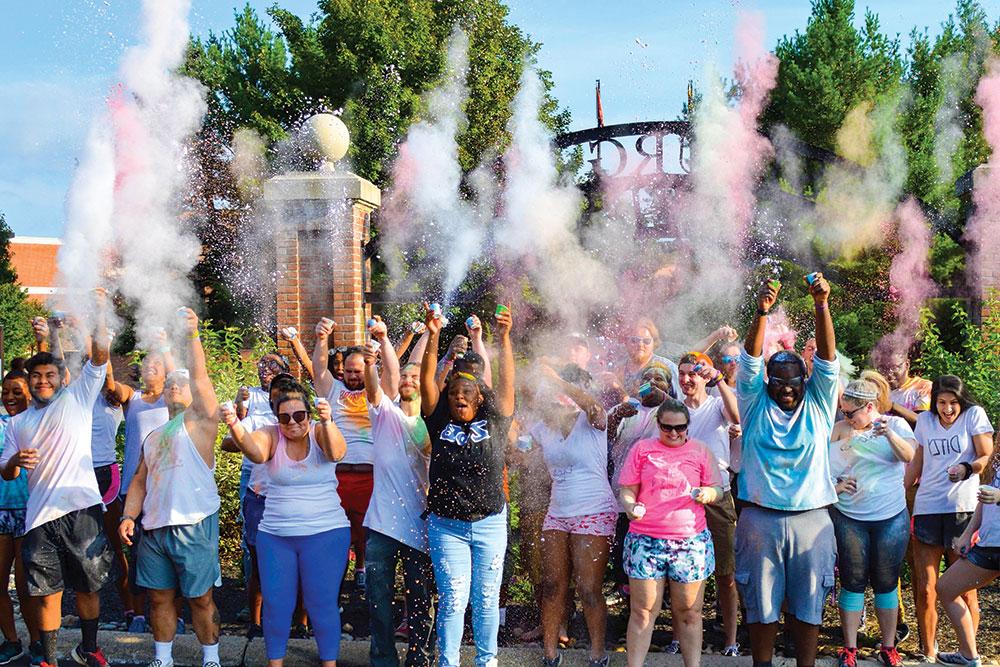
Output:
top-left (2, 0), bottom-right (997, 238)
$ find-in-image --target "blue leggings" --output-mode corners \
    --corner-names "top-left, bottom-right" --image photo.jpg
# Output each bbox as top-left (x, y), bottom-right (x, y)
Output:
top-left (257, 527), bottom-right (350, 660)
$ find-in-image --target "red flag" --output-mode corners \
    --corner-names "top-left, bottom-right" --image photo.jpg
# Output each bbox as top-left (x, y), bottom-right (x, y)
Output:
top-left (596, 79), bottom-right (605, 128)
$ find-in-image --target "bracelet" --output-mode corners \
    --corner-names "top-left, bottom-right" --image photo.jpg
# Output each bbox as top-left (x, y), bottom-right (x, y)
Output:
top-left (815, 302), bottom-right (828, 311)
top-left (960, 461), bottom-right (973, 480)
top-left (187, 331), bottom-right (200, 340)
top-left (707, 373), bottom-right (722, 388)
top-left (757, 308), bottom-right (769, 316)
top-left (120, 514), bottom-right (136, 524)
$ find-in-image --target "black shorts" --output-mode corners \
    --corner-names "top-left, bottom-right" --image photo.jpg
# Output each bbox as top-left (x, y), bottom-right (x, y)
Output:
top-left (967, 544), bottom-right (1000, 571)
top-left (912, 512), bottom-right (973, 548)
top-left (22, 504), bottom-right (113, 596)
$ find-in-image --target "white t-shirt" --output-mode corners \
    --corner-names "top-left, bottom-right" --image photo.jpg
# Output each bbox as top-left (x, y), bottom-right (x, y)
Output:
top-left (91, 394), bottom-right (123, 468)
top-left (324, 379), bottom-right (374, 465)
top-left (240, 387), bottom-right (275, 496)
top-left (686, 395), bottom-right (734, 492)
top-left (365, 394), bottom-right (430, 553)
top-left (0, 361), bottom-right (106, 533)
top-left (913, 406), bottom-right (994, 515)
top-left (121, 393), bottom-right (169, 496)
top-left (976, 472), bottom-right (1000, 547)
top-left (535, 412), bottom-right (618, 517)
top-left (609, 403), bottom-right (660, 509)
top-left (828, 415), bottom-right (915, 521)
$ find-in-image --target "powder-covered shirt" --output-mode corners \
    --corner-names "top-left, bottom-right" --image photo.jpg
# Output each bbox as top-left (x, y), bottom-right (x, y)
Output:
top-left (239, 387), bottom-right (275, 496)
top-left (976, 471), bottom-right (1000, 547)
top-left (0, 418), bottom-right (28, 510)
top-left (365, 393), bottom-right (430, 553)
top-left (686, 395), bottom-right (734, 492)
top-left (891, 377), bottom-right (932, 413)
top-left (828, 415), bottom-right (915, 521)
top-left (91, 393), bottom-right (123, 468)
top-left (913, 406), bottom-right (994, 515)
top-left (609, 403), bottom-right (660, 507)
top-left (736, 349), bottom-right (840, 511)
top-left (425, 398), bottom-right (512, 522)
top-left (121, 393), bottom-right (169, 496)
top-left (0, 361), bottom-right (106, 532)
top-left (324, 379), bottom-right (374, 465)
top-left (535, 411), bottom-right (618, 518)
top-left (618, 437), bottom-right (721, 540)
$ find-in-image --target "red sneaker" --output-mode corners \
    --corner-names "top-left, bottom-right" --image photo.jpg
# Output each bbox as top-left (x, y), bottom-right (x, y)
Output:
top-left (838, 646), bottom-right (858, 667)
top-left (71, 644), bottom-right (108, 667)
top-left (880, 646), bottom-right (903, 667)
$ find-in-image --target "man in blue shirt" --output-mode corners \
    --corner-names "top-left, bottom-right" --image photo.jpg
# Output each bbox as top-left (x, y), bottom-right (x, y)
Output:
top-left (734, 274), bottom-right (839, 667)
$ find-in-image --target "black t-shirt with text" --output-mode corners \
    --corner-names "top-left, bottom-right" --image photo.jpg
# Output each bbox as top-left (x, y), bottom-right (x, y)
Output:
top-left (425, 395), bottom-right (512, 522)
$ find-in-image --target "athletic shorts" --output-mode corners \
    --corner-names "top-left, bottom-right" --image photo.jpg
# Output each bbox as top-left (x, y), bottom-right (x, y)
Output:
top-left (94, 463), bottom-right (121, 505)
top-left (966, 544), bottom-right (1000, 571)
top-left (624, 528), bottom-right (715, 583)
top-left (705, 491), bottom-right (737, 576)
top-left (335, 469), bottom-right (374, 549)
top-left (242, 490), bottom-right (266, 548)
top-left (912, 512), bottom-right (973, 549)
top-left (22, 504), bottom-right (112, 596)
top-left (542, 511), bottom-right (617, 536)
top-left (734, 505), bottom-right (836, 626)
top-left (0, 509), bottom-right (26, 538)
top-left (137, 512), bottom-right (220, 598)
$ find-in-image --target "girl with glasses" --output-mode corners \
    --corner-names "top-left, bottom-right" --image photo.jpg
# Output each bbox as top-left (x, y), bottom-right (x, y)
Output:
top-left (828, 377), bottom-right (916, 667)
top-left (222, 380), bottom-right (350, 667)
top-left (618, 399), bottom-right (723, 667)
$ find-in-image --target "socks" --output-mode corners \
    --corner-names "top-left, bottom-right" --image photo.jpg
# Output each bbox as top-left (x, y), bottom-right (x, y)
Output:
top-left (40, 630), bottom-right (58, 665)
top-left (80, 618), bottom-right (99, 653)
top-left (154, 640), bottom-right (173, 665)
top-left (202, 642), bottom-right (220, 666)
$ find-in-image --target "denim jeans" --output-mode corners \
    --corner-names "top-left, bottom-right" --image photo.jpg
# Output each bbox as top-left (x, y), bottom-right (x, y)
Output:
top-left (366, 530), bottom-right (435, 667)
top-left (830, 506), bottom-right (909, 594)
top-left (428, 506), bottom-right (508, 667)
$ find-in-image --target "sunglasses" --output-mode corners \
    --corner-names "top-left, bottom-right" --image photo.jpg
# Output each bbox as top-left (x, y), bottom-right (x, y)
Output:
top-left (628, 336), bottom-right (654, 345)
top-left (277, 410), bottom-right (308, 425)
top-left (841, 405), bottom-right (867, 419)
top-left (768, 376), bottom-right (804, 389)
top-left (722, 355), bottom-right (737, 364)
top-left (657, 422), bottom-right (689, 433)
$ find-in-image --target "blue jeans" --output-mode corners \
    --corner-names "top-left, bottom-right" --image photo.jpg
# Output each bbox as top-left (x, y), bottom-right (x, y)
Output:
top-left (428, 507), bottom-right (508, 667)
top-left (830, 507), bottom-right (909, 594)
top-left (367, 530), bottom-right (435, 667)
top-left (257, 527), bottom-right (350, 660)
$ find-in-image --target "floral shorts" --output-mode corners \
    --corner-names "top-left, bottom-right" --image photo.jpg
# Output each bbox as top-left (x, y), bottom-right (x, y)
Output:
top-left (0, 509), bottom-right (26, 538)
top-left (624, 528), bottom-right (714, 583)
top-left (542, 511), bottom-right (617, 536)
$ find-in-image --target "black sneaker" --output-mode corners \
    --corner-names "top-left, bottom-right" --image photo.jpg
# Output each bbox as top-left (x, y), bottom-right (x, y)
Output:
top-left (0, 641), bottom-right (24, 665)
top-left (541, 654), bottom-right (562, 667)
top-left (28, 640), bottom-right (43, 667)
top-left (247, 623), bottom-right (263, 640)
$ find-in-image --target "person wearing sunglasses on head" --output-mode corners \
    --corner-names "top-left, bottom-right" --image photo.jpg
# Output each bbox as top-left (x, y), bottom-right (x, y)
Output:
top-left (221, 378), bottom-right (349, 667)
top-left (734, 274), bottom-right (839, 667)
top-left (119, 308), bottom-right (223, 667)
top-left (618, 399), bottom-right (724, 667)
top-left (827, 377), bottom-right (916, 667)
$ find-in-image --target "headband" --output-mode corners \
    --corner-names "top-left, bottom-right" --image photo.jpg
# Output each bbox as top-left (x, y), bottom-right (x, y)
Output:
top-left (843, 386), bottom-right (878, 402)
top-left (454, 372), bottom-right (477, 383)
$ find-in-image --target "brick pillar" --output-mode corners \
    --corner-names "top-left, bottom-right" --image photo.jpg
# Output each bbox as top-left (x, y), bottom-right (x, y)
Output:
top-left (264, 171), bottom-right (380, 375)
top-left (968, 165), bottom-right (1000, 322)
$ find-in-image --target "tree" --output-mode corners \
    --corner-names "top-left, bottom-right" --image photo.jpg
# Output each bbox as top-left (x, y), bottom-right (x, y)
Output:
top-left (0, 213), bottom-right (17, 285)
top-left (765, 0), bottom-right (903, 153)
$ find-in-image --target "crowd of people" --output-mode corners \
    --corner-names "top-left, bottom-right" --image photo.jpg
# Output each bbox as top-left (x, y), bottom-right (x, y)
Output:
top-left (0, 274), bottom-right (997, 667)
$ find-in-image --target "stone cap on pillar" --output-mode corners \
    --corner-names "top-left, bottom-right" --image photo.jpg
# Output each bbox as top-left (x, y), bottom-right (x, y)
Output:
top-left (263, 171), bottom-right (380, 208)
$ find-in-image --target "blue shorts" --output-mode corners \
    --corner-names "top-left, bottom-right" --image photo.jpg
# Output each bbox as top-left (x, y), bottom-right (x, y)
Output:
top-left (242, 491), bottom-right (266, 548)
top-left (0, 509), bottom-right (26, 538)
top-left (137, 513), bottom-right (220, 598)
top-left (966, 544), bottom-right (1000, 571)
top-left (624, 529), bottom-right (714, 583)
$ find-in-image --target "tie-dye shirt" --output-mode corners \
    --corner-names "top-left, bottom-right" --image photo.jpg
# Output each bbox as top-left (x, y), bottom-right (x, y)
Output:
top-left (324, 379), bottom-right (374, 465)
top-left (0, 418), bottom-right (28, 510)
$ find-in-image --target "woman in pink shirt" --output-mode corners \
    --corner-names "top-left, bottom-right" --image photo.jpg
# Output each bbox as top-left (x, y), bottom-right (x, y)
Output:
top-left (618, 399), bottom-right (724, 667)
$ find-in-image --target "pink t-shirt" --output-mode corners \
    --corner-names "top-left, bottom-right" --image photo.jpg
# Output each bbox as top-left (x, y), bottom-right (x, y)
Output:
top-left (618, 437), bottom-right (721, 540)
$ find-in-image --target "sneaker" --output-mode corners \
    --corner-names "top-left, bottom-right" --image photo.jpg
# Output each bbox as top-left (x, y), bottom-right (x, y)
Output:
top-left (71, 644), bottom-right (108, 667)
top-left (588, 656), bottom-right (610, 667)
top-left (203, 663), bottom-right (221, 667)
top-left (665, 640), bottom-right (680, 654)
top-left (880, 646), bottom-right (903, 667)
top-left (838, 646), bottom-right (858, 667)
top-left (29, 641), bottom-right (43, 667)
top-left (0, 641), bottom-right (24, 665)
top-left (290, 623), bottom-right (310, 639)
top-left (146, 660), bottom-right (173, 667)
top-left (236, 606), bottom-right (251, 623)
top-left (128, 615), bottom-right (149, 633)
top-left (722, 644), bottom-right (741, 657)
top-left (394, 621), bottom-right (409, 641)
top-left (247, 623), bottom-right (263, 640)
top-left (937, 652), bottom-right (982, 667)
top-left (541, 654), bottom-right (562, 667)
top-left (176, 618), bottom-right (185, 635)
top-left (896, 622), bottom-right (910, 646)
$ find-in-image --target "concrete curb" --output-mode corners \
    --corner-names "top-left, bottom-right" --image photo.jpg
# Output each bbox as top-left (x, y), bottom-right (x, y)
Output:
top-left (45, 630), bottom-right (961, 666)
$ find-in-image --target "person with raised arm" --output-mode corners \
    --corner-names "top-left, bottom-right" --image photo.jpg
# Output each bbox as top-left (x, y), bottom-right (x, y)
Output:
top-left (734, 274), bottom-right (840, 667)
top-left (310, 316), bottom-right (394, 591)
top-left (119, 308), bottom-right (222, 667)
top-left (277, 327), bottom-right (314, 381)
top-left (420, 302), bottom-right (515, 667)
top-left (1, 288), bottom-right (114, 667)
top-left (221, 379), bottom-right (349, 667)
top-left (361, 335), bottom-right (434, 667)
